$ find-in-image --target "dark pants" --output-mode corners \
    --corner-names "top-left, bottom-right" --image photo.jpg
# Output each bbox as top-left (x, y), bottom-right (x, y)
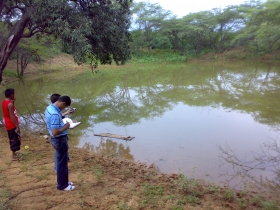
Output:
top-left (51, 135), bottom-right (69, 190)
top-left (7, 128), bottom-right (21, 151)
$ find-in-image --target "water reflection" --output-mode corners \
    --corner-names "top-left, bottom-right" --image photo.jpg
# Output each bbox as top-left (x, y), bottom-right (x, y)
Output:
top-left (83, 138), bottom-right (134, 160)
top-left (1, 61), bottom-right (280, 187)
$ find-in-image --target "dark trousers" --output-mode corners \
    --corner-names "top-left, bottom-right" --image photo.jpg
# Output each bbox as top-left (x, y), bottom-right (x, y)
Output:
top-left (51, 135), bottom-right (69, 190)
top-left (7, 128), bottom-right (21, 151)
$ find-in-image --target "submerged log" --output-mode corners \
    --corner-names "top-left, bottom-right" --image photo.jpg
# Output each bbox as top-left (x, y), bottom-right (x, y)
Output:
top-left (94, 133), bottom-right (135, 141)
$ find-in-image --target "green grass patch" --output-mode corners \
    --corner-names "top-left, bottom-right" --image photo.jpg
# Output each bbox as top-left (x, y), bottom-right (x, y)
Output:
top-left (3, 69), bottom-right (17, 77)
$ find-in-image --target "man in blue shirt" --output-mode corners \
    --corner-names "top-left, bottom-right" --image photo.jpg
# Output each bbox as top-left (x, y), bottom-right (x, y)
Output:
top-left (45, 96), bottom-right (75, 191)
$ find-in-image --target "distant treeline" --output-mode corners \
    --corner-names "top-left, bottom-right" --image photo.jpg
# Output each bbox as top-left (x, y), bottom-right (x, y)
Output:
top-left (130, 0), bottom-right (280, 58)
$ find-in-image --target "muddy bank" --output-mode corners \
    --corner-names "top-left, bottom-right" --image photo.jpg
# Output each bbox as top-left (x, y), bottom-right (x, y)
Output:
top-left (0, 127), bottom-right (279, 210)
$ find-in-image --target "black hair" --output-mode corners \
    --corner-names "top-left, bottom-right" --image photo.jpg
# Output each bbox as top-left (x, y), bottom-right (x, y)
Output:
top-left (50, 93), bottom-right (61, 103)
top-left (58, 96), bottom-right (71, 106)
top-left (4, 88), bottom-right (14, 98)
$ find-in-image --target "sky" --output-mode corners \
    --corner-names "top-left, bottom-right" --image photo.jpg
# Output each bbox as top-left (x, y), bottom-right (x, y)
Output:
top-left (134, 0), bottom-right (247, 17)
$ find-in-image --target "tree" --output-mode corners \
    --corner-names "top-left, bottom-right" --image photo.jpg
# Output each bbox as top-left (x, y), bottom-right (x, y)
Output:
top-left (131, 1), bottom-right (171, 54)
top-left (0, 0), bottom-right (132, 84)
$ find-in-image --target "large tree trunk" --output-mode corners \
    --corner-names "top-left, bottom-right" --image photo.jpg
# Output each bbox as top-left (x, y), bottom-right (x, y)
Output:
top-left (0, 13), bottom-right (30, 84)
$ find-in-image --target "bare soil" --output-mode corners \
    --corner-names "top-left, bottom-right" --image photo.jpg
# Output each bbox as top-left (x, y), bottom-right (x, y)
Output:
top-left (0, 54), bottom-right (279, 209)
top-left (0, 127), bottom-right (278, 210)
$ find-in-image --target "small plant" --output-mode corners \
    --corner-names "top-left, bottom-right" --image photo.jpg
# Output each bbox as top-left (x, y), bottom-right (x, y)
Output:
top-left (37, 152), bottom-right (45, 159)
top-left (20, 163), bottom-right (28, 172)
top-left (260, 200), bottom-right (278, 210)
top-left (251, 196), bottom-right (278, 210)
top-left (36, 170), bottom-right (49, 181)
top-left (170, 206), bottom-right (183, 210)
top-left (208, 184), bottom-right (219, 194)
top-left (174, 173), bottom-right (201, 197)
top-left (140, 183), bottom-right (164, 208)
top-left (176, 196), bottom-right (187, 206)
top-left (224, 189), bottom-right (234, 202)
top-left (115, 200), bottom-right (134, 210)
top-left (95, 164), bottom-right (103, 182)
top-left (186, 195), bottom-right (200, 206)
top-left (236, 197), bottom-right (247, 210)
top-left (0, 199), bottom-right (11, 210)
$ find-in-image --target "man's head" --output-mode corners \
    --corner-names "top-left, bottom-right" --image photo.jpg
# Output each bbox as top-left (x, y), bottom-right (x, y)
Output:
top-left (4, 88), bottom-right (15, 99)
top-left (50, 93), bottom-right (61, 103)
top-left (54, 96), bottom-right (71, 110)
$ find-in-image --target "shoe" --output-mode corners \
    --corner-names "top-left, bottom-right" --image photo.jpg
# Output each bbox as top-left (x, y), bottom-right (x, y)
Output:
top-left (63, 184), bottom-right (75, 191)
top-left (69, 182), bottom-right (74, 185)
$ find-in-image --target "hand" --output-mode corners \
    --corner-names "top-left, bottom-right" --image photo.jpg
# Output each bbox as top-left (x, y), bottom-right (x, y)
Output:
top-left (69, 109), bottom-right (75, 114)
top-left (63, 110), bottom-right (71, 115)
top-left (15, 127), bottom-right (20, 133)
top-left (64, 122), bottom-right (70, 129)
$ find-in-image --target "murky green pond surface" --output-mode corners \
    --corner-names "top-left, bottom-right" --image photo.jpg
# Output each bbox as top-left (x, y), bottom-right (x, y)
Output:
top-left (1, 61), bottom-right (280, 186)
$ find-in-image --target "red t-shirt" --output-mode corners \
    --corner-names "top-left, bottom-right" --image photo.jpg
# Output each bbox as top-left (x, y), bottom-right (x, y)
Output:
top-left (2, 99), bottom-right (19, 130)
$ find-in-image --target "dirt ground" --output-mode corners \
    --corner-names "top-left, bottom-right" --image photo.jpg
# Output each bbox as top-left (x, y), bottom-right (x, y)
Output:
top-left (0, 127), bottom-right (279, 210)
top-left (0, 54), bottom-right (279, 209)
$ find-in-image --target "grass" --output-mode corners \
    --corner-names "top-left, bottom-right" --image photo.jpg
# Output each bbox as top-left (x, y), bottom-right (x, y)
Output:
top-left (3, 69), bottom-right (18, 77)
top-left (115, 200), bottom-right (134, 210)
top-left (251, 196), bottom-right (279, 210)
top-left (224, 188), bottom-right (234, 202)
top-left (130, 50), bottom-right (187, 63)
top-left (95, 164), bottom-right (103, 182)
top-left (140, 183), bottom-right (164, 208)
top-left (0, 188), bottom-right (11, 210)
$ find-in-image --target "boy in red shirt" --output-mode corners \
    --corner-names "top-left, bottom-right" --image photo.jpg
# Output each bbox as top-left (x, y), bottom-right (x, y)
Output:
top-left (2, 88), bottom-right (21, 160)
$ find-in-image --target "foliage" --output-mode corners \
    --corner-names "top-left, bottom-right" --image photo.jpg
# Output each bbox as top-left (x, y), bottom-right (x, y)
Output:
top-left (0, 0), bottom-right (133, 83)
top-left (130, 0), bottom-right (280, 60)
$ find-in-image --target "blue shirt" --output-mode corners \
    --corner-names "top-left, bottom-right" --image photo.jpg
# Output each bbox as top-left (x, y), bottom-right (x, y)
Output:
top-left (45, 104), bottom-right (68, 137)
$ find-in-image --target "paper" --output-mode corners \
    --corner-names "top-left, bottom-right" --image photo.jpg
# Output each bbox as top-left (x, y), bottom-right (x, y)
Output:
top-left (62, 118), bottom-right (81, 129)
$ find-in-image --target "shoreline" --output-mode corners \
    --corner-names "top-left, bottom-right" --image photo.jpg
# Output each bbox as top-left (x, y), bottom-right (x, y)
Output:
top-left (0, 127), bottom-right (279, 209)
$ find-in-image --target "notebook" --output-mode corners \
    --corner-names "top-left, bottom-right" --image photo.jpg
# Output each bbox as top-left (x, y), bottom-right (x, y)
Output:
top-left (62, 118), bottom-right (81, 129)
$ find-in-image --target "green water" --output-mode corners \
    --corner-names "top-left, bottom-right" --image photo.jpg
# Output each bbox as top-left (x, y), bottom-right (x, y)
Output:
top-left (1, 61), bottom-right (280, 186)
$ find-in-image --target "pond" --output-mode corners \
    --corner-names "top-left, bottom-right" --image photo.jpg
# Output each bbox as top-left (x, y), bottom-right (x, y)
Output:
top-left (1, 61), bottom-right (280, 187)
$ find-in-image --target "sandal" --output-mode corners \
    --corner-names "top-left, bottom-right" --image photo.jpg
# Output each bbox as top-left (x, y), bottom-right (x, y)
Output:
top-left (63, 184), bottom-right (75, 191)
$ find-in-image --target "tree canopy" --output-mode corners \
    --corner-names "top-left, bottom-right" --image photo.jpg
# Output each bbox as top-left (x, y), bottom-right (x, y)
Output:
top-left (130, 0), bottom-right (280, 59)
top-left (0, 0), bottom-right (132, 83)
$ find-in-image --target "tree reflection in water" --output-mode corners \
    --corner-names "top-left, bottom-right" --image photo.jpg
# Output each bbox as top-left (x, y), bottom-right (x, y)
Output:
top-left (218, 137), bottom-right (280, 193)
top-left (82, 138), bottom-right (134, 160)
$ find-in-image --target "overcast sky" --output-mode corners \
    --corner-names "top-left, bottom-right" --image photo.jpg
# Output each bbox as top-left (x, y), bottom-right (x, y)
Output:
top-left (134, 0), bottom-right (247, 17)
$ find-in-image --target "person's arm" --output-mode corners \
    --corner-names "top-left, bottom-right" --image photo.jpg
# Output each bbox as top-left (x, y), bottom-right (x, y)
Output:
top-left (62, 108), bottom-right (75, 117)
top-left (8, 103), bottom-right (20, 133)
top-left (50, 114), bottom-right (70, 136)
top-left (52, 122), bottom-right (70, 136)
top-left (62, 111), bottom-right (70, 117)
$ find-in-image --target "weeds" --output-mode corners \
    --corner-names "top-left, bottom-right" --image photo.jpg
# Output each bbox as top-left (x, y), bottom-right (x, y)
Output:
top-left (260, 200), bottom-right (278, 210)
top-left (115, 200), bottom-right (134, 210)
top-left (236, 197), bottom-right (247, 210)
top-left (186, 195), bottom-right (201, 205)
top-left (174, 173), bottom-right (201, 197)
top-left (140, 183), bottom-right (164, 208)
top-left (224, 189), bottom-right (234, 202)
top-left (95, 164), bottom-right (103, 182)
top-left (251, 196), bottom-right (279, 210)
top-left (0, 188), bottom-right (10, 210)
top-left (36, 170), bottom-right (49, 181)
top-left (208, 183), bottom-right (219, 194)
